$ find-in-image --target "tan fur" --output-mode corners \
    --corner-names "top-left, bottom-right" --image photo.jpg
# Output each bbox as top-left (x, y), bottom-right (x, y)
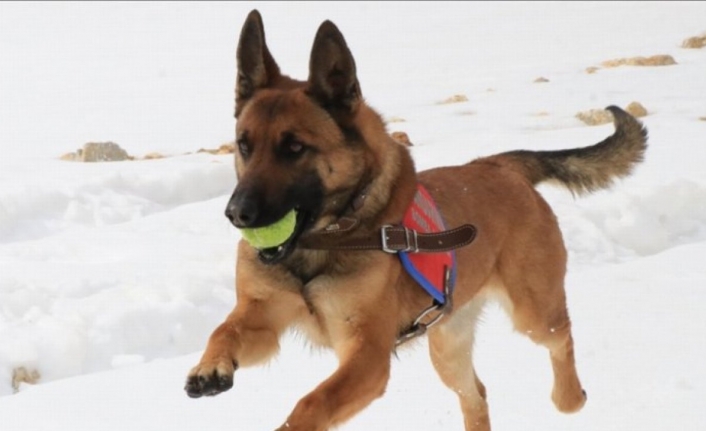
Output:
top-left (186, 10), bottom-right (647, 431)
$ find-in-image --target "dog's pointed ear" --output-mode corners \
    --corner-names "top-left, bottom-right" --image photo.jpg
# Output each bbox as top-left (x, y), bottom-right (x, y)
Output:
top-left (235, 10), bottom-right (280, 117)
top-left (307, 21), bottom-right (361, 113)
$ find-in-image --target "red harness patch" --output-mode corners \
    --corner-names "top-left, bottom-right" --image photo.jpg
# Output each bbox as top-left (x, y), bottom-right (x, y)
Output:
top-left (399, 184), bottom-right (456, 304)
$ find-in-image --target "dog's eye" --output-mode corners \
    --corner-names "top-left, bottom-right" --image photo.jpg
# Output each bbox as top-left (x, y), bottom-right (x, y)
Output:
top-left (237, 138), bottom-right (250, 159)
top-left (288, 141), bottom-right (304, 154)
top-left (278, 134), bottom-right (308, 160)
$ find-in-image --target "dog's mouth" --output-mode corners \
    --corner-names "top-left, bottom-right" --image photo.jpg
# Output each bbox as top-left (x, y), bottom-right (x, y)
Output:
top-left (257, 209), bottom-right (312, 265)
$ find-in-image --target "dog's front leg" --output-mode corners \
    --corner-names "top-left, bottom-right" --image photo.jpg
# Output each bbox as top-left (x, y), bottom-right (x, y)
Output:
top-left (185, 294), bottom-right (292, 397)
top-left (185, 246), bottom-right (305, 398)
top-left (272, 258), bottom-right (402, 431)
top-left (277, 334), bottom-right (393, 431)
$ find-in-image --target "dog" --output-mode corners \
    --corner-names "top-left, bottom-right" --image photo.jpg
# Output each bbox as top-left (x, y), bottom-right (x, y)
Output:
top-left (185, 10), bottom-right (647, 431)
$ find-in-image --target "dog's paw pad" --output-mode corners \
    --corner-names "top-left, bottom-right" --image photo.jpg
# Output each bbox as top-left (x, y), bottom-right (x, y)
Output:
top-left (184, 362), bottom-right (235, 398)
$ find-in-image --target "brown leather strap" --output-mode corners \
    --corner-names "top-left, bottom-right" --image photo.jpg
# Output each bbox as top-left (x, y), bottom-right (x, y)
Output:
top-left (300, 223), bottom-right (477, 253)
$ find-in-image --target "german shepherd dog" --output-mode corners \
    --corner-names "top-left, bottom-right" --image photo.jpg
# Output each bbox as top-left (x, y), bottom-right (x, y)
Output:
top-left (185, 10), bottom-right (647, 431)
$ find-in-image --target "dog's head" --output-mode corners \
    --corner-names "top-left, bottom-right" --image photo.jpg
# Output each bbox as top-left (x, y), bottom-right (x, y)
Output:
top-left (225, 10), bottom-right (384, 263)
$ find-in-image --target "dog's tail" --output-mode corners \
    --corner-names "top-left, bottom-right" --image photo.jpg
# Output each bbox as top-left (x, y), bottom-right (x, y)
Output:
top-left (498, 106), bottom-right (648, 195)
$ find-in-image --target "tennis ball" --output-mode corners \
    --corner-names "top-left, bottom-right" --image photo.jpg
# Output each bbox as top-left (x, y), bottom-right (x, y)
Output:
top-left (240, 209), bottom-right (297, 249)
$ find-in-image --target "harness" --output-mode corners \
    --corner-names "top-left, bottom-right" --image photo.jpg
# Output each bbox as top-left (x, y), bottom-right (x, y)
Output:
top-left (300, 183), bottom-right (476, 346)
top-left (396, 184), bottom-right (460, 345)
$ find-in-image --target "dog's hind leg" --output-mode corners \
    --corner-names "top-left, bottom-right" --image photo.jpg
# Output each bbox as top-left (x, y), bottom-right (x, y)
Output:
top-left (428, 298), bottom-right (490, 431)
top-left (508, 291), bottom-right (586, 413)
top-left (498, 254), bottom-right (587, 413)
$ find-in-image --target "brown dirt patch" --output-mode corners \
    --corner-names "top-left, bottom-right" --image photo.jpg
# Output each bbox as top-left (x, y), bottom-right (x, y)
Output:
top-left (601, 54), bottom-right (676, 68)
top-left (438, 94), bottom-right (469, 105)
top-left (682, 35), bottom-right (706, 49)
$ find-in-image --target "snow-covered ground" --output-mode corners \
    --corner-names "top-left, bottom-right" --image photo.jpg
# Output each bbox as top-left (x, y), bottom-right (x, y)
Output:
top-left (1, 2), bottom-right (706, 430)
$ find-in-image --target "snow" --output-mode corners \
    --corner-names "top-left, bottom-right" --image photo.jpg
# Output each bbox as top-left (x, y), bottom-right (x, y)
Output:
top-left (1, 2), bottom-right (706, 430)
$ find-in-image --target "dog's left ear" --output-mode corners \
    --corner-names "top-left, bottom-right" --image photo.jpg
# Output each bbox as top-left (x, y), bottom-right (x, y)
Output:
top-left (307, 21), bottom-right (361, 113)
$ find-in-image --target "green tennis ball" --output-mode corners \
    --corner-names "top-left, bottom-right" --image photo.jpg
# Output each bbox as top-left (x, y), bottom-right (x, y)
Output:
top-left (240, 209), bottom-right (297, 249)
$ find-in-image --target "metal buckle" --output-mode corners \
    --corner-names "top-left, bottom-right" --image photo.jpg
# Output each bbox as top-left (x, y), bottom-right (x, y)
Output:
top-left (380, 225), bottom-right (396, 253)
top-left (405, 228), bottom-right (419, 253)
top-left (381, 225), bottom-right (419, 254)
top-left (396, 267), bottom-right (454, 347)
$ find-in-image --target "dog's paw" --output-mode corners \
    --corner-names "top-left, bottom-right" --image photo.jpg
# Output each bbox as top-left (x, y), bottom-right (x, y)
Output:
top-left (184, 359), bottom-right (237, 398)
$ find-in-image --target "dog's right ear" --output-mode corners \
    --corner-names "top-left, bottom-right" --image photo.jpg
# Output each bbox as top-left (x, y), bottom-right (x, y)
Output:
top-left (235, 10), bottom-right (280, 117)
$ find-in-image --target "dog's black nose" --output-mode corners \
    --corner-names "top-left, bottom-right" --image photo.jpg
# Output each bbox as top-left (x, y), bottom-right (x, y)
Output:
top-left (224, 206), bottom-right (236, 225)
top-left (225, 198), bottom-right (259, 227)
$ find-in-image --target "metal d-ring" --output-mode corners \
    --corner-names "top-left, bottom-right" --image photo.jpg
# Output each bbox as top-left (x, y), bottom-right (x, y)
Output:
top-left (396, 266), bottom-right (453, 346)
